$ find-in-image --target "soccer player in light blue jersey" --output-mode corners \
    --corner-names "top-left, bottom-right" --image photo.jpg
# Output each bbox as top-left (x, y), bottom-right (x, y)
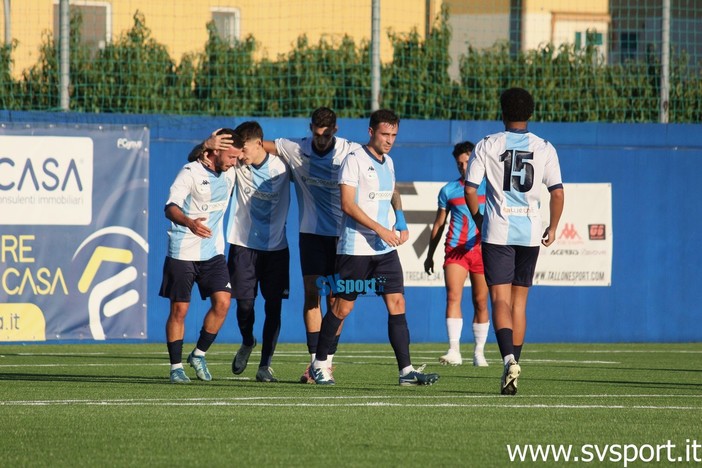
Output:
top-left (309, 109), bottom-right (440, 387)
top-left (262, 108), bottom-right (360, 383)
top-left (159, 128), bottom-right (243, 384)
top-left (424, 141), bottom-right (490, 368)
top-left (465, 88), bottom-right (564, 395)
top-left (225, 121), bottom-right (292, 383)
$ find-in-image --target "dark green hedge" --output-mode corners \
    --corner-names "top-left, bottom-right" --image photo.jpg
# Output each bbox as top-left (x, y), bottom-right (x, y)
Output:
top-left (2, 9), bottom-right (700, 122)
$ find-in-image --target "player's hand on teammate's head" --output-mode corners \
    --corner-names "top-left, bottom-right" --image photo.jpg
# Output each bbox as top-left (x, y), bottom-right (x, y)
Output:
top-left (204, 128), bottom-right (234, 151)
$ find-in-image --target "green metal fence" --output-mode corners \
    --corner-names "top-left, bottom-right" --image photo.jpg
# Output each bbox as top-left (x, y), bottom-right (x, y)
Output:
top-left (1, 1), bottom-right (700, 122)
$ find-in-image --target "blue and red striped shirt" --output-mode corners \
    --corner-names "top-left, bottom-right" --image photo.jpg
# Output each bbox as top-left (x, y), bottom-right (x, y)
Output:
top-left (437, 178), bottom-right (486, 250)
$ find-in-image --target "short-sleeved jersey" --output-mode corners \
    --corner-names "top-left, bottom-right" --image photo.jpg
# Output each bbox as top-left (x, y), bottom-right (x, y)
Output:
top-left (165, 161), bottom-right (236, 261)
top-left (337, 146), bottom-right (396, 256)
top-left (465, 129), bottom-right (563, 247)
top-left (226, 154), bottom-right (291, 251)
top-left (275, 136), bottom-right (360, 236)
top-left (438, 178), bottom-right (486, 250)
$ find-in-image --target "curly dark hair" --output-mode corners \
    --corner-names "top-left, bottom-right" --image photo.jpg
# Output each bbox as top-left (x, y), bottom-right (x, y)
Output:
top-left (500, 87), bottom-right (534, 122)
top-left (452, 141), bottom-right (475, 158)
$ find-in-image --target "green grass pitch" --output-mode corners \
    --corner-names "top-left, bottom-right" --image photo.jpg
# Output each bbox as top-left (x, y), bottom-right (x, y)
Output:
top-left (1, 342), bottom-right (700, 467)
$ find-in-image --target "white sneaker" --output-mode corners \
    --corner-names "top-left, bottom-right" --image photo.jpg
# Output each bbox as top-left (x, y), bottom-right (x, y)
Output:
top-left (501, 359), bottom-right (521, 395)
top-left (439, 350), bottom-right (463, 366)
top-left (473, 353), bottom-right (489, 367)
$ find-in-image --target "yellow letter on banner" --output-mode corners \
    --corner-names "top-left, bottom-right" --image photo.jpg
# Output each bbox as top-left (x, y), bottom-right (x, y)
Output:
top-left (78, 246), bottom-right (133, 293)
top-left (0, 303), bottom-right (46, 341)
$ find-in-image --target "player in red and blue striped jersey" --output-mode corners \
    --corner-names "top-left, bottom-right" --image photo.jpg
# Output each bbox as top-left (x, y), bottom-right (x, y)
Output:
top-left (424, 141), bottom-right (490, 367)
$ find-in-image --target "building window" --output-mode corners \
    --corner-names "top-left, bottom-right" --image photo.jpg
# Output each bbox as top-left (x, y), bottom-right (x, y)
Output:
top-left (575, 30), bottom-right (604, 50)
top-left (620, 32), bottom-right (637, 61)
top-left (212, 8), bottom-right (241, 45)
top-left (53, 1), bottom-right (111, 51)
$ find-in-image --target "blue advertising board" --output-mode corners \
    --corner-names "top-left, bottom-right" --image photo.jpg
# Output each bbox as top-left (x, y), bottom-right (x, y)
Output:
top-left (0, 124), bottom-right (149, 341)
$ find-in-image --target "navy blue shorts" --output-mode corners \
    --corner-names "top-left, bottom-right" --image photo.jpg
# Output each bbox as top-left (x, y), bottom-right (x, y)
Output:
top-left (481, 242), bottom-right (540, 287)
top-left (333, 250), bottom-right (404, 301)
top-left (158, 255), bottom-right (231, 302)
top-left (228, 244), bottom-right (290, 300)
top-left (299, 233), bottom-right (338, 277)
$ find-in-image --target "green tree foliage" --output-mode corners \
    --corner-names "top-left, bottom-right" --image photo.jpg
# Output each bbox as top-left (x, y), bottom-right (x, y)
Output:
top-left (2, 8), bottom-right (700, 122)
top-left (195, 22), bottom-right (259, 116)
top-left (20, 30), bottom-right (60, 110)
top-left (0, 40), bottom-right (17, 109)
top-left (82, 11), bottom-right (179, 113)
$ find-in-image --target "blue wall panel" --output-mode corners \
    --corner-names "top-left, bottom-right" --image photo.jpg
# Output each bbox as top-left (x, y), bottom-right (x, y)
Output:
top-left (2, 111), bottom-right (701, 343)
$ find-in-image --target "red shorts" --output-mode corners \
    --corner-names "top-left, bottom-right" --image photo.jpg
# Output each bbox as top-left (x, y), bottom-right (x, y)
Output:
top-left (443, 244), bottom-right (484, 274)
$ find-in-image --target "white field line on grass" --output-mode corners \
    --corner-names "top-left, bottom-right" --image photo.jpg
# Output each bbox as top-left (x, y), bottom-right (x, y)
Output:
top-left (2, 402), bottom-right (700, 410)
top-left (0, 394), bottom-right (700, 410)
top-left (6, 394), bottom-right (701, 402)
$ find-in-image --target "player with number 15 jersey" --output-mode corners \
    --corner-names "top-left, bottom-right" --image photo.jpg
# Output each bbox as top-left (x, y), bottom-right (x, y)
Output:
top-left (466, 130), bottom-right (562, 247)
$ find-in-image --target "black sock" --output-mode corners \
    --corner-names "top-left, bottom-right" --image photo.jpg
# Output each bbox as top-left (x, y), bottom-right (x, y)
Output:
top-left (388, 314), bottom-right (411, 371)
top-left (495, 328), bottom-right (514, 360)
top-left (195, 328), bottom-right (217, 353)
top-left (167, 340), bottom-right (183, 365)
top-left (329, 333), bottom-right (341, 356)
top-left (316, 312), bottom-right (342, 362)
top-left (259, 299), bottom-right (282, 368)
top-left (236, 299), bottom-right (256, 346)
top-left (306, 331), bottom-right (320, 355)
top-left (513, 344), bottom-right (523, 362)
